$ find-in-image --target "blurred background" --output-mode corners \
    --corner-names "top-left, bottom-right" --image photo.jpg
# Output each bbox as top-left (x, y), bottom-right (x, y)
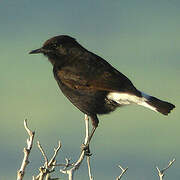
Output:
top-left (0, 0), bottom-right (179, 179)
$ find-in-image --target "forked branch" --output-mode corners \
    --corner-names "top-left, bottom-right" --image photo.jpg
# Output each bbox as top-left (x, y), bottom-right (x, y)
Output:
top-left (33, 141), bottom-right (62, 180)
top-left (116, 165), bottom-right (128, 180)
top-left (156, 158), bottom-right (175, 180)
top-left (60, 114), bottom-right (93, 180)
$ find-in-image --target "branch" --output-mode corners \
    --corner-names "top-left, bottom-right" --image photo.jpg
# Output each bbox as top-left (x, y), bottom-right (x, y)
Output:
top-left (116, 165), bottom-right (128, 180)
top-left (85, 114), bottom-right (93, 180)
top-left (34, 141), bottom-right (62, 180)
top-left (156, 158), bottom-right (175, 180)
top-left (17, 119), bottom-right (35, 180)
top-left (87, 156), bottom-right (93, 180)
top-left (60, 114), bottom-right (92, 180)
top-left (48, 141), bottom-right (61, 167)
top-left (37, 141), bottom-right (49, 168)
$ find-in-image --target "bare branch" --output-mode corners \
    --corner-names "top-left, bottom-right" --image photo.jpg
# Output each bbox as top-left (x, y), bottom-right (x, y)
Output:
top-left (87, 156), bottom-right (93, 180)
top-left (116, 165), bottom-right (128, 180)
top-left (156, 158), bottom-right (175, 180)
top-left (48, 141), bottom-right (61, 167)
top-left (34, 141), bottom-right (62, 180)
top-left (84, 114), bottom-right (93, 180)
top-left (60, 114), bottom-right (91, 180)
top-left (85, 114), bottom-right (93, 180)
top-left (84, 114), bottom-right (89, 144)
top-left (37, 141), bottom-right (49, 168)
top-left (60, 144), bottom-right (86, 180)
top-left (17, 119), bottom-right (35, 180)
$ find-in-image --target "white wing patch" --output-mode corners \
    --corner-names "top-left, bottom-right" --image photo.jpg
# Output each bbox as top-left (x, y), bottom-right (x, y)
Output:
top-left (107, 92), bottom-right (140, 105)
top-left (107, 91), bottom-right (157, 112)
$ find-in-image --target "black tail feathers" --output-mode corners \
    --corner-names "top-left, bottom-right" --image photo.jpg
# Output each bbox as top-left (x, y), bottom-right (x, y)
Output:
top-left (147, 96), bottom-right (175, 115)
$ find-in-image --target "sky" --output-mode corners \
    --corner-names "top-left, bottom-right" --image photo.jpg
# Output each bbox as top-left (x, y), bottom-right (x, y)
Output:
top-left (0, 0), bottom-right (180, 179)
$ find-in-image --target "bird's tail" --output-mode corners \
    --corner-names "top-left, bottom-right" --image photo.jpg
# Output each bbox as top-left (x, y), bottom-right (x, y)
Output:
top-left (107, 91), bottom-right (175, 115)
top-left (140, 92), bottom-right (175, 115)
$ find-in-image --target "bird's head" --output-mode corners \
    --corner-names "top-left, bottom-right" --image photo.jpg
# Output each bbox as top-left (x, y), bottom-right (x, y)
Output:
top-left (29, 35), bottom-right (81, 64)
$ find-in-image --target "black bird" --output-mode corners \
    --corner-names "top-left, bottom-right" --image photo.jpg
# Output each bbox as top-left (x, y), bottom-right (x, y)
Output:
top-left (29, 35), bottom-right (175, 144)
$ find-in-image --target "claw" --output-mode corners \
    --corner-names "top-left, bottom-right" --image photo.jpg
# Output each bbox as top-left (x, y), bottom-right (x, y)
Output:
top-left (81, 143), bottom-right (92, 156)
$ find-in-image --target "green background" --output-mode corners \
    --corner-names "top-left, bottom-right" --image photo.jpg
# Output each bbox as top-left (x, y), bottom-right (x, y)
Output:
top-left (0, 0), bottom-right (179, 179)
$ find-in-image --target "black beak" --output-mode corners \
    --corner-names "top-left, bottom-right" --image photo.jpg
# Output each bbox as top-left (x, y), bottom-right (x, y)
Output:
top-left (29, 48), bottom-right (43, 54)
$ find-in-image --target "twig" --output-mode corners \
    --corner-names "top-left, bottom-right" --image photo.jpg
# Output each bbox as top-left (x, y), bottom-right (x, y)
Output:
top-left (87, 157), bottom-right (93, 180)
top-left (34, 141), bottom-right (62, 180)
top-left (85, 114), bottom-right (93, 180)
top-left (156, 158), bottom-right (175, 180)
top-left (116, 165), bottom-right (128, 180)
top-left (84, 114), bottom-right (89, 144)
top-left (60, 114), bottom-right (91, 180)
top-left (17, 119), bottom-right (35, 180)
top-left (48, 141), bottom-right (61, 167)
top-left (37, 141), bottom-right (49, 168)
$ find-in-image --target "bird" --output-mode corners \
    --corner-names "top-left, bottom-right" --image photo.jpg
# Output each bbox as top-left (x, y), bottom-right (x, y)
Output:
top-left (29, 35), bottom-right (175, 146)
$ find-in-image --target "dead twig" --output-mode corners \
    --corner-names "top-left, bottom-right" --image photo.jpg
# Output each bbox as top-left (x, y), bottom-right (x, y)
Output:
top-left (156, 158), bottom-right (175, 180)
top-left (116, 165), bottom-right (128, 180)
top-left (37, 141), bottom-right (49, 168)
top-left (60, 114), bottom-right (93, 180)
top-left (87, 156), bottom-right (93, 180)
top-left (17, 119), bottom-right (35, 180)
top-left (33, 141), bottom-right (62, 180)
top-left (48, 141), bottom-right (61, 167)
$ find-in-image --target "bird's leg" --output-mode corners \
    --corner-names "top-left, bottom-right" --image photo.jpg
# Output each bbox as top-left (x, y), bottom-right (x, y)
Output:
top-left (87, 126), bottom-right (97, 145)
top-left (81, 114), bottom-right (98, 156)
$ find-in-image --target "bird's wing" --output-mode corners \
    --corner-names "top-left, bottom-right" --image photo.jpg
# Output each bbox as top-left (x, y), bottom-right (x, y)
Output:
top-left (53, 53), bottom-right (137, 94)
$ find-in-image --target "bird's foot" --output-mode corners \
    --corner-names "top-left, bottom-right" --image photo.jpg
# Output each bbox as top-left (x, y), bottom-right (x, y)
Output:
top-left (81, 143), bottom-right (92, 156)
